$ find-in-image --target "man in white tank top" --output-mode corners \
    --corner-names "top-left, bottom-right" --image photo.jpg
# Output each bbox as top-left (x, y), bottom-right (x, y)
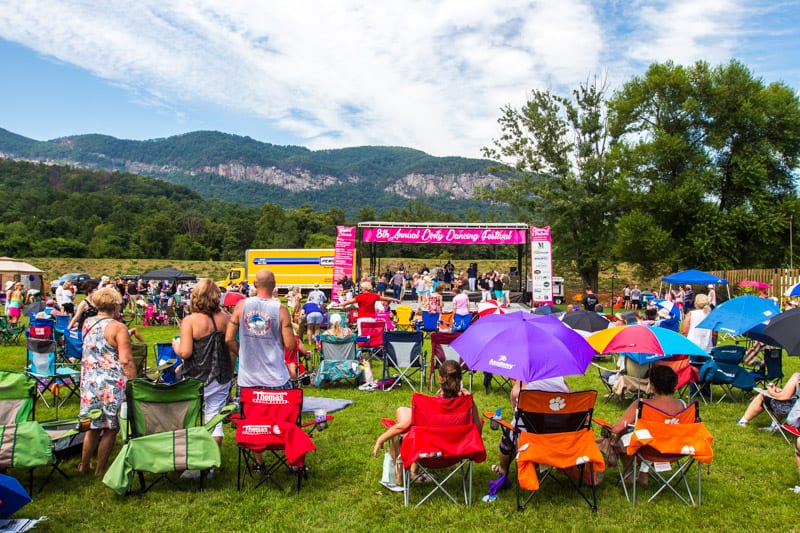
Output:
top-left (226, 269), bottom-right (296, 390)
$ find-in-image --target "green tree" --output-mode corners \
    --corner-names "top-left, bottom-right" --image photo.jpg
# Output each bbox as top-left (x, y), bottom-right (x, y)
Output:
top-left (482, 78), bottom-right (615, 288)
top-left (609, 60), bottom-right (800, 270)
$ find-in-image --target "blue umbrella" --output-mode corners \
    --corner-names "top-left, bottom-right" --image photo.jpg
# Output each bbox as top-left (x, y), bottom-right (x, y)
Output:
top-left (696, 295), bottom-right (779, 335)
top-left (785, 282), bottom-right (800, 297)
top-left (0, 473), bottom-right (31, 518)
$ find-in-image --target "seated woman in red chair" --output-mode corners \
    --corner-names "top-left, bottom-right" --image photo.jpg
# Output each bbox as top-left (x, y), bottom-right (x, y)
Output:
top-left (372, 360), bottom-right (471, 487)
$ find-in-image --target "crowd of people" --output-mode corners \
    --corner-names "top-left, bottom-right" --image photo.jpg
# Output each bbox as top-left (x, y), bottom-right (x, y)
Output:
top-left (5, 266), bottom-right (800, 498)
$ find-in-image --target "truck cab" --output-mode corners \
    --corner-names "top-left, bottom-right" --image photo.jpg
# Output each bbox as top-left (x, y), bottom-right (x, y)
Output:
top-left (218, 268), bottom-right (245, 290)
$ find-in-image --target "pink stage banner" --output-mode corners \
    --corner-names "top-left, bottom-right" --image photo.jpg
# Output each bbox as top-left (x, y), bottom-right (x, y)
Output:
top-left (361, 226), bottom-right (526, 245)
top-left (530, 226), bottom-right (554, 304)
top-left (332, 226), bottom-right (356, 303)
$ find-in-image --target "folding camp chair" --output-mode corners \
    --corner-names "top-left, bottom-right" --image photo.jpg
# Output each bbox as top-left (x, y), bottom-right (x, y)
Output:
top-left (115, 378), bottom-right (213, 493)
top-left (593, 356), bottom-right (651, 403)
top-left (750, 347), bottom-right (783, 388)
top-left (0, 371), bottom-right (59, 493)
top-left (26, 337), bottom-right (80, 415)
top-left (394, 305), bottom-right (417, 331)
top-left (131, 343), bottom-right (148, 378)
top-left (429, 331), bottom-right (472, 392)
top-left (438, 311), bottom-right (454, 332)
top-left (27, 325), bottom-right (54, 341)
top-left (419, 312), bottom-right (440, 334)
top-left (514, 390), bottom-right (604, 511)
top-left (314, 334), bottom-right (362, 388)
top-left (695, 345), bottom-right (754, 403)
top-left (400, 393), bottom-right (486, 507)
top-left (357, 319), bottom-right (385, 363)
top-left (233, 388), bottom-right (316, 492)
top-left (154, 342), bottom-right (181, 384)
top-left (655, 355), bottom-right (699, 400)
top-left (452, 313), bottom-right (473, 333)
top-left (623, 400), bottom-right (714, 506)
top-left (382, 330), bottom-right (426, 391)
top-left (753, 385), bottom-right (799, 446)
top-left (0, 316), bottom-right (25, 345)
top-left (63, 329), bottom-right (82, 363)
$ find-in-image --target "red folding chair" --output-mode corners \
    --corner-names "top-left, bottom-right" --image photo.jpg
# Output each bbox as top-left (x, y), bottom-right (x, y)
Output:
top-left (399, 393), bottom-right (486, 506)
top-left (429, 331), bottom-right (472, 392)
top-left (358, 319), bottom-right (385, 362)
top-left (233, 388), bottom-right (316, 492)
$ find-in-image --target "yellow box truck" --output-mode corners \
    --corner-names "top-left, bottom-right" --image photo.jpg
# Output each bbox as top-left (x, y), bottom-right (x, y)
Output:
top-left (219, 248), bottom-right (355, 292)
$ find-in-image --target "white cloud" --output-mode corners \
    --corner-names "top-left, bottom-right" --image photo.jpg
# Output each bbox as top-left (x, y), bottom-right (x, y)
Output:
top-left (0, 0), bottom-right (788, 157)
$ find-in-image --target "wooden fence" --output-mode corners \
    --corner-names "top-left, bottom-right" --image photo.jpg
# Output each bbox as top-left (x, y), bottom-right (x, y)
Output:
top-left (711, 268), bottom-right (800, 301)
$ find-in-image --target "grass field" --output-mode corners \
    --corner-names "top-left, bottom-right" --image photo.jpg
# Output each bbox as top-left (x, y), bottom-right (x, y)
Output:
top-left (3, 319), bottom-right (799, 532)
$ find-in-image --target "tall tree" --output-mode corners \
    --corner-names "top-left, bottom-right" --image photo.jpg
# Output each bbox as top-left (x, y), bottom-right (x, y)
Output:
top-left (609, 60), bottom-right (800, 270)
top-left (483, 78), bottom-right (615, 289)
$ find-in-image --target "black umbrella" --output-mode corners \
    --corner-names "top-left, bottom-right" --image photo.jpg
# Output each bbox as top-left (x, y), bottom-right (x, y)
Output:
top-left (762, 308), bottom-right (800, 355)
top-left (559, 309), bottom-right (611, 332)
top-left (534, 304), bottom-right (561, 315)
top-left (22, 300), bottom-right (47, 316)
top-left (139, 267), bottom-right (197, 282)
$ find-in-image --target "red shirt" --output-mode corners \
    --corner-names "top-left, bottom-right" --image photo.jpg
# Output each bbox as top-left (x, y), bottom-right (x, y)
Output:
top-left (355, 292), bottom-right (381, 319)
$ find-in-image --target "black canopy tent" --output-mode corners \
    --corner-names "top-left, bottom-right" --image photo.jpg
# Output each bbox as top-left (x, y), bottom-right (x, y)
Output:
top-left (139, 267), bottom-right (197, 282)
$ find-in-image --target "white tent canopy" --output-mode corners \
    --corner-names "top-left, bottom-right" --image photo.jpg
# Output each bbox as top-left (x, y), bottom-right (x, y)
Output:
top-left (0, 257), bottom-right (44, 292)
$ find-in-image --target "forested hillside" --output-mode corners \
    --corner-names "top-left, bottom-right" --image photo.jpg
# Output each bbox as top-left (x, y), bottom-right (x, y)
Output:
top-left (0, 129), bottom-right (505, 216)
top-left (0, 159), bottom-right (516, 261)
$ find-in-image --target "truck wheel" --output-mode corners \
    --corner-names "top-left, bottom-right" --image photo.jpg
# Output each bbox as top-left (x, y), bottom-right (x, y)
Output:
top-left (554, 297), bottom-right (564, 305)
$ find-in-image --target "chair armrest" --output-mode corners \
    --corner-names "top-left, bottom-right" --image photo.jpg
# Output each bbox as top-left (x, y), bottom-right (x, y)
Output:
top-left (482, 411), bottom-right (514, 431)
top-left (593, 417), bottom-right (613, 431)
top-left (590, 362), bottom-right (614, 371)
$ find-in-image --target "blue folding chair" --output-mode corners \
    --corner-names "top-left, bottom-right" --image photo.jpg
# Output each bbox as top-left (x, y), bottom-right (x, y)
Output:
top-left (382, 330), bottom-right (426, 391)
top-left (26, 337), bottom-right (80, 415)
top-left (154, 342), bottom-right (181, 384)
top-left (63, 329), bottom-right (83, 363)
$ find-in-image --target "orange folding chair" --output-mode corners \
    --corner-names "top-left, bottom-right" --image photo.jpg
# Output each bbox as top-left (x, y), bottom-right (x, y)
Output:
top-left (514, 390), bottom-right (604, 511)
top-left (624, 400), bottom-right (713, 506)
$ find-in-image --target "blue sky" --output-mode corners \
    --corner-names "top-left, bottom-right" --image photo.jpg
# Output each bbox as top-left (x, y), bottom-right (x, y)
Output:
top-left (0, 1), bottom-right (798, 158)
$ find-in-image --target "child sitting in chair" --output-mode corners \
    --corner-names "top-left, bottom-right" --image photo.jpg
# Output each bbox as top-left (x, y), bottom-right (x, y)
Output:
top-left (373, 360), bottom-right (471, 490)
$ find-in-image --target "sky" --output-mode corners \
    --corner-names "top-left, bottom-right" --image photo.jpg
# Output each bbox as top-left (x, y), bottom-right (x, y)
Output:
top-left (0, 1), bottom-right (799, 159)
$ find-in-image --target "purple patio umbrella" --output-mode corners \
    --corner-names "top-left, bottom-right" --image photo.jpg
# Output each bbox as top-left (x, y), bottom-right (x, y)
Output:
top-left (450, 313), bottom-right (596, 382)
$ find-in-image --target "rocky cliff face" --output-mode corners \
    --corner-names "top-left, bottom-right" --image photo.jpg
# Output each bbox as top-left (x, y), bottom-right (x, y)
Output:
top-left (0, 153), bottom-right (503, 199)
top-left (131, 161), bottom-right (502, 198)
top-left (386, 172), bottom-right (505, 199)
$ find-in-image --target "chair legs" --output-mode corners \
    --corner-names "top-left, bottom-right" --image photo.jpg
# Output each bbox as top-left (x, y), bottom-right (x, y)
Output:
top-left (403, 460), bottom-right (474, 507)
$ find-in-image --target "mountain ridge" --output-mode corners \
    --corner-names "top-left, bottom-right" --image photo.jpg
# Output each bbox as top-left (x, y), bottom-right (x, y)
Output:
top-left (0, 128), bottom-right (506, 215)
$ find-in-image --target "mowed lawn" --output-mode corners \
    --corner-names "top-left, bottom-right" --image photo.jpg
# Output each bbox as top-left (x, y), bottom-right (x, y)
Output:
top-left (3, 322), bottom-right (799, 532)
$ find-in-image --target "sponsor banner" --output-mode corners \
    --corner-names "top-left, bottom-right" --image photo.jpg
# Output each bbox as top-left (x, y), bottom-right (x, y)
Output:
top-left (530, 226), bottom-right (554, 304)
top-left (332, 226), bottom-right (356, 303)
top-left (361, 226), bottom-right (526, 245)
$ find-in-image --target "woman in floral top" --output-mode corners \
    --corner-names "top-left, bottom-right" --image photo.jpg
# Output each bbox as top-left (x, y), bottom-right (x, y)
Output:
top-left (78, 287), bottom-right (137, 476)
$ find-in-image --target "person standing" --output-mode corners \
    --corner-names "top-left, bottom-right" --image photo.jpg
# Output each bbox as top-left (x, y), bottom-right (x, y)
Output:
top-left (467, 263), bottom-right (478, 293)
top-left (681, 293), bottom-right (715, 353)
top-left (630, 284), bottom-right (642, 310)
top-left (226, 269), bottom-right (295, 472)
top-left (173, 279), bottom-right (233, 451)
top-left (77, 287), bottom-right (137, 476)
top-left (391, 269), bottom-right (405, 301)
top-left (683, 285), bottom-right (694, 312)
top-left (307, 283), bottom-right (327, 307)
top-left (57, 280), bottom-right (76, 316)
top-left (623, 284), bottom-right (631, 309)
top-left (707, 284), bottom-right (717, 307)
top-left (581, 286), bottom-right (599, 312)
